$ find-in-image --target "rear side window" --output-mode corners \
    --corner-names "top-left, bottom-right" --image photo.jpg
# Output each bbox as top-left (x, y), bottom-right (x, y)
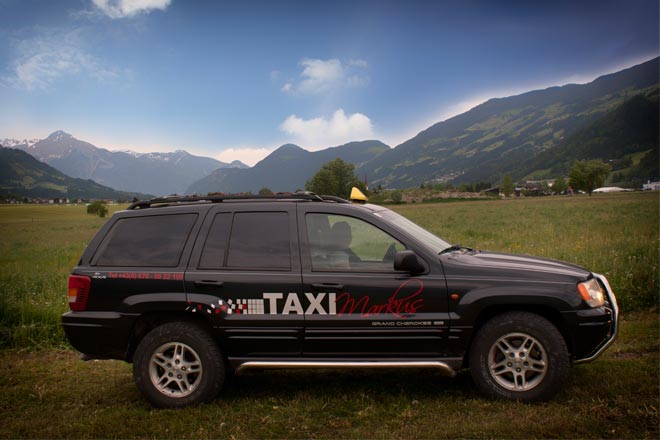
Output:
top-left (226, 212), bottom-right (290, 270)
top-left (95, 214), bottom-right (197, 267)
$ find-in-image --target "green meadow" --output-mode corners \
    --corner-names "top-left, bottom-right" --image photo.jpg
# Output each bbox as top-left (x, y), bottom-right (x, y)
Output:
top-left (392, 192), bottom-right (659, 311)
top-left (0, 192), bottom-right (658, 438)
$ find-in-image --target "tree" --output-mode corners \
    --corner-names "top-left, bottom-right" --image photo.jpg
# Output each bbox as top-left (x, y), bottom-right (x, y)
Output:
top-left (553, 176), bottom-right (567, 194)
top-left (391, 190), bottom-right (403, 204)
top-left (305, 158), bottom-right (363, 199)
top-left (569, 160), bottom-right (610, 196)
top-left (87, 201), bottom-right (108, 218)
top-left (258, 187), bottom-right (273, 196)
top-left (501, 174), bottom-right (514, 197)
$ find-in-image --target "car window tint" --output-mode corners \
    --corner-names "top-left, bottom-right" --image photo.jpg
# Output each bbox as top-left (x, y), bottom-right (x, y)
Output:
top-left (199, 213), bottom-right (232, 268)
top-left (227, 212), bottom-right (290, 269)
top-left (95, 214), bottom-right (197, 267)
top-left (306, 213), bottom-right (405, 272)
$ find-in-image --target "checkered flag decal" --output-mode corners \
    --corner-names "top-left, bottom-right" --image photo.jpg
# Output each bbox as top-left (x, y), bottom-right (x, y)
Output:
top-left (224, 298), bottom-right (265, 315)
top-left (188, 298), bottom-right (265, 316)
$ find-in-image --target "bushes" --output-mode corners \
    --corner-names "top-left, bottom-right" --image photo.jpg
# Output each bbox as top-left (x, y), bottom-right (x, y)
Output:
top-left (86, 201), bottom-right (108, 217)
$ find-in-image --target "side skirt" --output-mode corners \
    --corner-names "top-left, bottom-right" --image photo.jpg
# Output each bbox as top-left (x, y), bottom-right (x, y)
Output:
top-left (233, 359), bottom-right (458, 377)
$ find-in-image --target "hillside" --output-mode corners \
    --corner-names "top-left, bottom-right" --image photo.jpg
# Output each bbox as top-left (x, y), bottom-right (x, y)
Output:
top-left (187, 140), bottom-right (389, 194)
top-left (0, 148), bottom-right (148, 200)
top-left (359, 57), bottom-right (659, 187)
top-left (7, 131), bottom-right (247, 196)
top-left (515, 92), bottom-right (659, 181)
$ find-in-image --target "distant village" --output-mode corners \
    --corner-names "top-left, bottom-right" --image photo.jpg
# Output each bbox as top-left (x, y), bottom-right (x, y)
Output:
top-left (2, 179), bottom-right (658, 206)
top-left (0, 197), bottom-right (123, 205)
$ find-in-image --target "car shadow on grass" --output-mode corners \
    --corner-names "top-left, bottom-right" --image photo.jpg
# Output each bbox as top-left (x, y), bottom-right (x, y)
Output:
top-left (220, 368), bottom-right (475, 402)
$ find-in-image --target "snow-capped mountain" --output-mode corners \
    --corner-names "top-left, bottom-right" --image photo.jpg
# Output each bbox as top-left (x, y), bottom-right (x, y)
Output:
top-left (1, 138), bottom-right (40, 149)
top-left (2, 131), bottom-right (247, 196)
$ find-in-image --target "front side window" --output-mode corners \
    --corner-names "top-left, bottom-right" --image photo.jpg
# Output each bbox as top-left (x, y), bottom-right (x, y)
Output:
top-left (95, 214), bottom-right (197, 267)
top-left (306, 213), bottom-right (405, 272)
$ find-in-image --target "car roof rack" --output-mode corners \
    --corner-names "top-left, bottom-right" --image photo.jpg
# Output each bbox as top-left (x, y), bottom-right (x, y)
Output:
top-left (127, 191), bottom-right (350, 210)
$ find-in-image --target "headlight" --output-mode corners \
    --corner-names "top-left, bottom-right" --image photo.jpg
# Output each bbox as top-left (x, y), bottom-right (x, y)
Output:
top-left (577, 278), bottom-right (605, 307)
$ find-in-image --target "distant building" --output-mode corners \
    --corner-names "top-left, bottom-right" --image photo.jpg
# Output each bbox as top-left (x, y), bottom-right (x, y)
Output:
top-left (593, 187), bottom-right (631, 193)
top-left (642, 181), bottom-right (660, 191)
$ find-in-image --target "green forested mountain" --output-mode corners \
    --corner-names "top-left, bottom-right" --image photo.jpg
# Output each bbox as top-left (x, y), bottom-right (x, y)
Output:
top-left (0, 147), bottom-right (149, 200)
top-left (516, 92), bottom-right (659, 181)
top-left (358, 57), bottom-right (659, 187)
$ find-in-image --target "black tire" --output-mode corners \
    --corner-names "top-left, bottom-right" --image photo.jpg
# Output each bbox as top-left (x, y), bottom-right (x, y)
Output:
top-left (133, 322), bottom-right (224, 408)
top-left (469, 311), bottom-right (569, 403)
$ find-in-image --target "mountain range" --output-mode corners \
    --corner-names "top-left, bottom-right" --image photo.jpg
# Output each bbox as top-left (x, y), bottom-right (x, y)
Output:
top-left (2, 131), bottom-right (247, 196)
top-left (187, 57), bottom-right (658, 193)
top-left (0, 148), bottom-right (147, 200)
top-left (2, 57), bottom-right (658, 198)
top-left (186, 140), bottom-right (389, 194)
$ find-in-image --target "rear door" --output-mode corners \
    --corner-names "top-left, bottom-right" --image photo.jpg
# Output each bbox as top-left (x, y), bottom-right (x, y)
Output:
top-left (298, 205), bottom-right (450, 357)
top-left (185, 202), bottom-right (303, 357)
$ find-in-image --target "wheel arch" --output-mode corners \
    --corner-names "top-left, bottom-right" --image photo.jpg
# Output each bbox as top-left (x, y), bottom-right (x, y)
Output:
top-left (462, 304), bottom-right (572, 369)
top-left (125, 311), bottom-right (219, 363)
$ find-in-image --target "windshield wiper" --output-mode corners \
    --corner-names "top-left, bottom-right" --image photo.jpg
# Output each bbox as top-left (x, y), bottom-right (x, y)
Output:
top-left (439, 244), bottom-right (474, 255)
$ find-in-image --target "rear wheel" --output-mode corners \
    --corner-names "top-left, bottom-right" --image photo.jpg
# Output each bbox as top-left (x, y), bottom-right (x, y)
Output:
top-left (469, 311), bottom-right (569, 402)
top-left (133, 322), bottom-right (224, 408)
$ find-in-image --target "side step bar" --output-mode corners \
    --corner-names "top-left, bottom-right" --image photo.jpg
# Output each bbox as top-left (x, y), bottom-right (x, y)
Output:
top-left (235, 361), bottom-right (457, 377)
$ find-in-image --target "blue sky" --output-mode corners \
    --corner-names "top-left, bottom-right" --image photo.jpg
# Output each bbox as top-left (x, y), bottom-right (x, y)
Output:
top-left (1, 0), bottom-right (658, 165)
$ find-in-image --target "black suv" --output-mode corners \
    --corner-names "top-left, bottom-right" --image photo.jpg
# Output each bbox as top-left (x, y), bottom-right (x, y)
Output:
top-left (62, 192), bottom-right (618, 408)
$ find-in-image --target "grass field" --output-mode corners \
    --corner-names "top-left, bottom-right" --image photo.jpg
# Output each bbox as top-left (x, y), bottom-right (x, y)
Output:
top-left (392, 192), bottom-right (659, 311)
top-left (0, 193), bottom-right (658, 438)
top-left (0, 312), bottom-right (657, 439)
top-left (0, 203), bottom-right (125, 348)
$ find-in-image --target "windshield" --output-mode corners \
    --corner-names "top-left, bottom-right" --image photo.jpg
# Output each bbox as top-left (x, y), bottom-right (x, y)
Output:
top-left (373, 208), bottom-right (452, 254)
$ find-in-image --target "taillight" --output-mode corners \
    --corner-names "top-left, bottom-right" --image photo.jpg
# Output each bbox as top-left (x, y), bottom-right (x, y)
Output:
top-left (68, 275), bottom-right (91, 311)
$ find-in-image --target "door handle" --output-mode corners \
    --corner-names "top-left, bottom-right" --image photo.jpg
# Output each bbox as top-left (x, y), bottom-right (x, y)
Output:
top-left (194, 280), bottom-right (224, 288)
top-left (311, 283), bottom-right (344, 290)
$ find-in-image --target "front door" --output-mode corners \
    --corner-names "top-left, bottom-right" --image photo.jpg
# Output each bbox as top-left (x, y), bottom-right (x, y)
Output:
top-left (298, 207), bottom-right (449, 357)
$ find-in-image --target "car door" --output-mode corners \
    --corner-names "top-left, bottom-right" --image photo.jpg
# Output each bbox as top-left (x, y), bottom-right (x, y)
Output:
top-left (185, 202), bottom-right (303, 357)
top-left (298, 205), bottom-right (450, 357)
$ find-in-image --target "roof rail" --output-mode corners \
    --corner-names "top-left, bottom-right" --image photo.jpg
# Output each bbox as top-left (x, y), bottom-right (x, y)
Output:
top-left (127, 191), bottom-right (349, 210)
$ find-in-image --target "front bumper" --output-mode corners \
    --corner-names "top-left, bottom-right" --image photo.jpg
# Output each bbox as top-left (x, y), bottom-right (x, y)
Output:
top-left (573, 273), bottom-right (619, 363)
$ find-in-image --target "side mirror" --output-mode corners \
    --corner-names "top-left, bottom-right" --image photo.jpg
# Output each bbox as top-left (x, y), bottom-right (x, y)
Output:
top-left (393, 250), bottom-right (426, 274)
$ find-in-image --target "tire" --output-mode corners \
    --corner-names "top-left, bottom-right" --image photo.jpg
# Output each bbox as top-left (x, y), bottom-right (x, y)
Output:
top-left (469, 311), bottom-right (569, 403)
top-left (133, 322), bottom-right (225, 408)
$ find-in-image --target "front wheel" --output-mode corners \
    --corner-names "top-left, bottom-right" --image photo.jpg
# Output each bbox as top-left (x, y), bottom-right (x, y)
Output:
top-left (133, 322), bottom-right (225, 408)
top-left (469, 311), bottom-right (569, 403)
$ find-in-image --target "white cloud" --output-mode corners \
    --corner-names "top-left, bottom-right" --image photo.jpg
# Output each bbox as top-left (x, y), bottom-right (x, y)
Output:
top-left (298, 58), bottom-right (343, 94)
top-left (282, 58), bottom-right (369, 95)
top-left (4, 29), bottom-right (121, 91)
top-left (92, 0), bottom-right (171, 19)
top-left (280, 109), bottom-right (374, 150)
top-left (216, 147), bottom-right (273, 167)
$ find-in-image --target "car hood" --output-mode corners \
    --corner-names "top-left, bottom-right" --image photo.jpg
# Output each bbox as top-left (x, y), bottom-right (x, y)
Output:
top-left (439, 250), bottom-right (591, 282)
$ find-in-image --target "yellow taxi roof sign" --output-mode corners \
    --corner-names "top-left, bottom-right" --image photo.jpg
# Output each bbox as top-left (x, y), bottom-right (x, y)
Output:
top-left (349, 187), bottom-right (368, 203)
